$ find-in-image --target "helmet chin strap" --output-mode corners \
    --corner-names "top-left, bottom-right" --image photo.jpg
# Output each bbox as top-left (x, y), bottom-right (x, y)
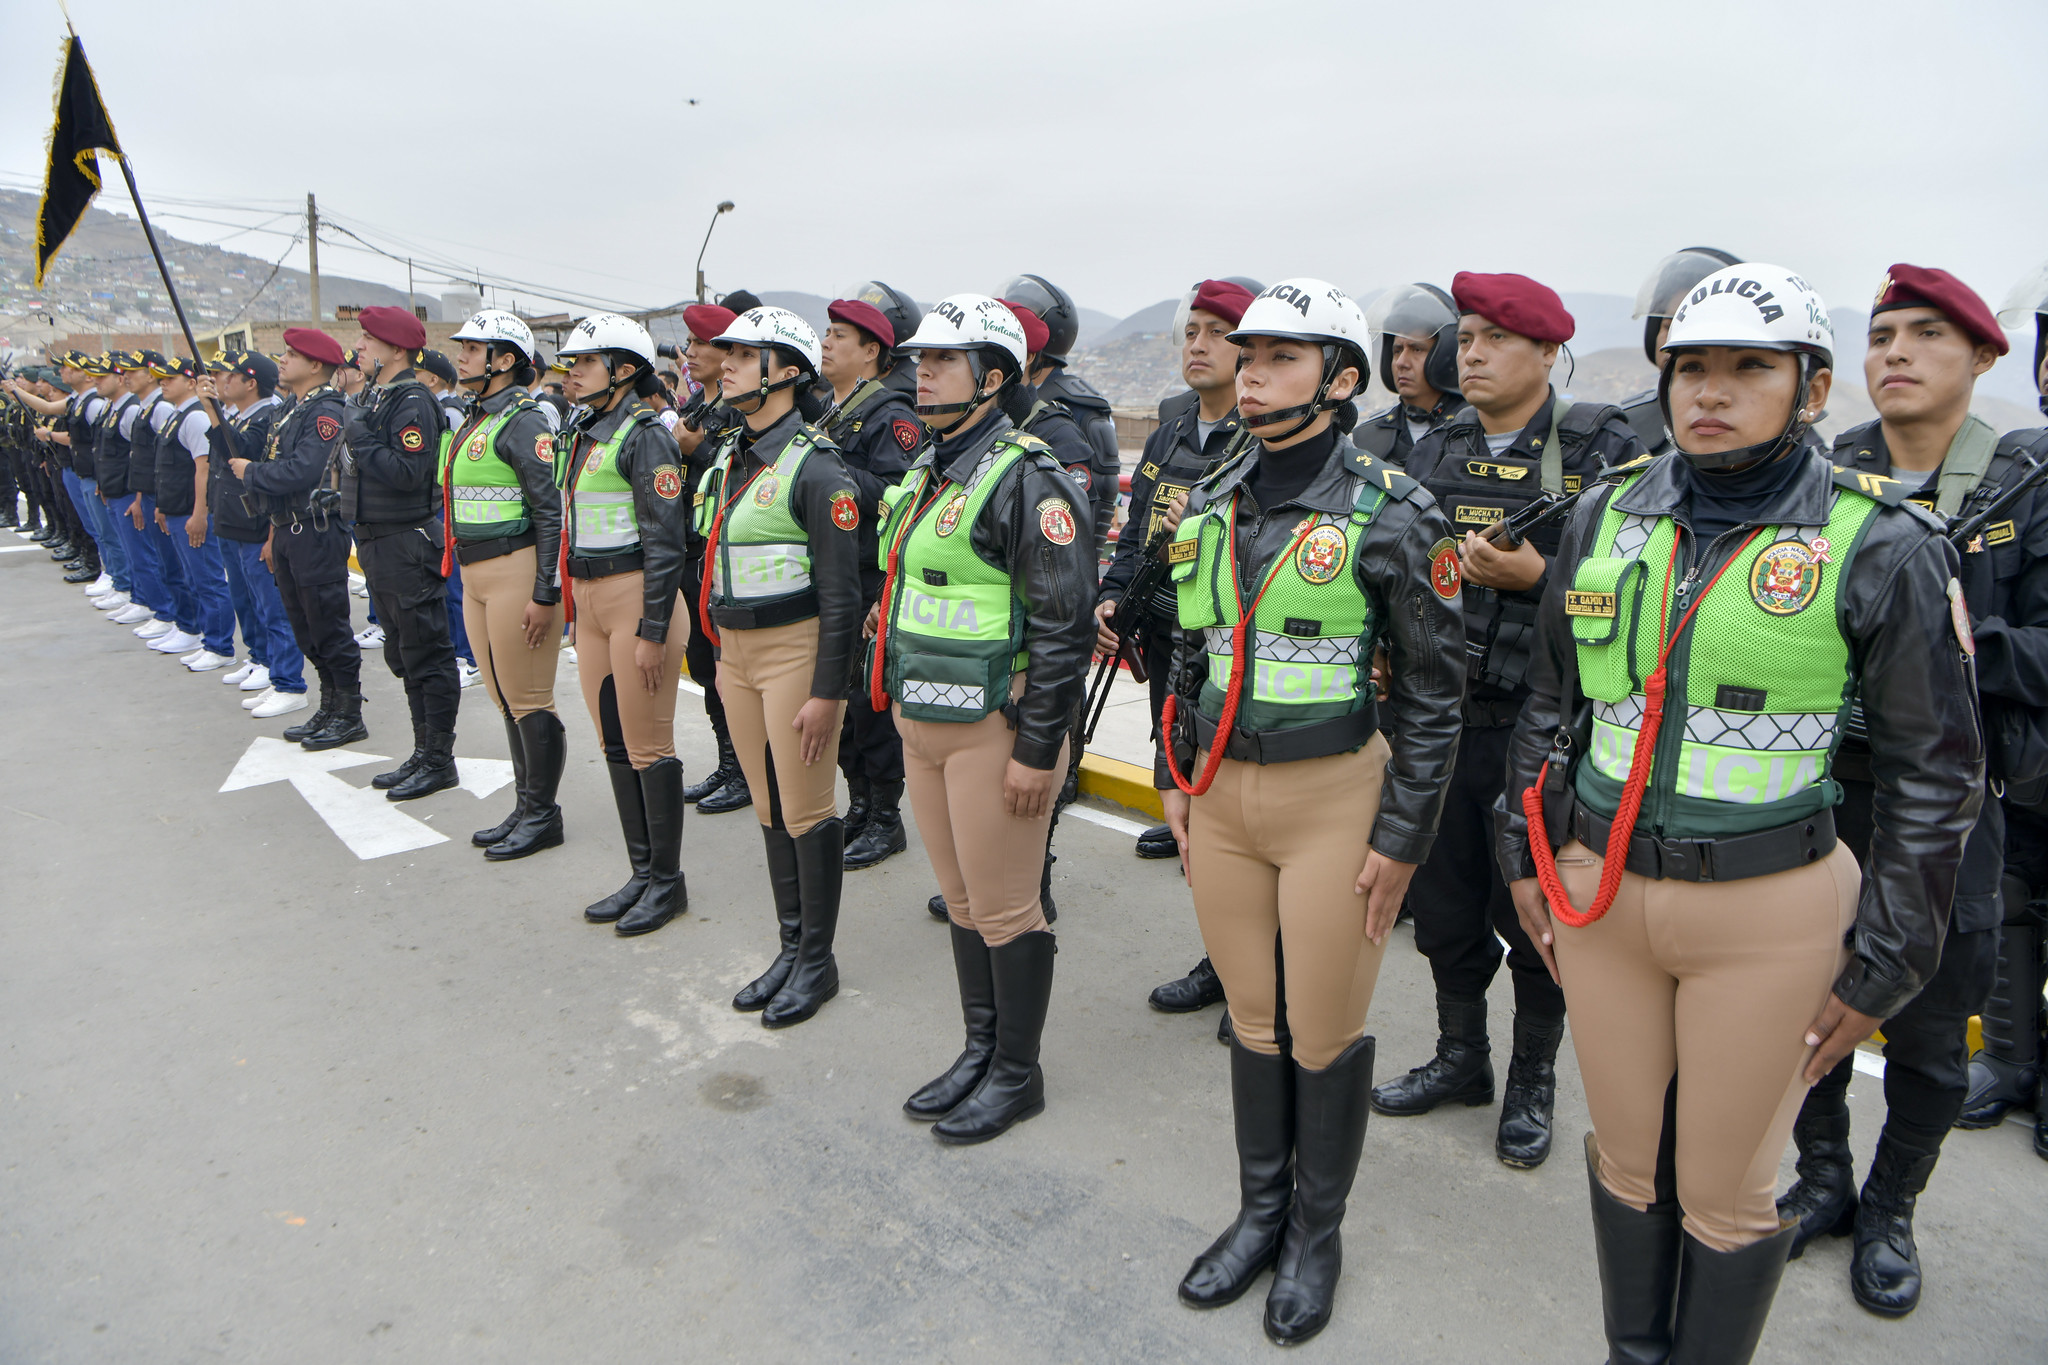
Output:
top-left (1242, 344), bottom-right (1349, 444)
top-left (1660, 353), bottom-right (1818, 472)
top-left (731, 347), bottom-right (807, 414)
top-left (916, 350), bottom-right (1009, 424)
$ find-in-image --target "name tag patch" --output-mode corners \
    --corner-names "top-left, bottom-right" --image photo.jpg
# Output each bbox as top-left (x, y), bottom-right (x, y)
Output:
top-left (1165, 538), bottom-right (1198, 565)
top-left (1565, 590), bottom-right (1616, 618)
top-left (1455, 504), bottom-right (1504, 526)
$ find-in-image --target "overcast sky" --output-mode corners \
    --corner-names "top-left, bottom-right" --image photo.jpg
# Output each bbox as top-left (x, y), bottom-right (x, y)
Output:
top-left (6, 0), bottom-right (2046, 344)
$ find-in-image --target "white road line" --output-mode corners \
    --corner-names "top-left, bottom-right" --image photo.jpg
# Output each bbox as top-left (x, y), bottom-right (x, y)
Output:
top-left (0, 544), bottom-right (41, 553)
top-left (1064, 803), bottom-right (1150, 837)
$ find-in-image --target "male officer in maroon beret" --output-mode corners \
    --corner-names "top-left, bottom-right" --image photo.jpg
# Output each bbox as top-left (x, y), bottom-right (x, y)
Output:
top-left (820, 297), bottom-right (927, 869)
top-left (1379, 271), bottom-right (1646, 1170)
top-left (345, 304), bottom-right (463, 800)
top-left (1776, 264), bottom-right (2045, 1317)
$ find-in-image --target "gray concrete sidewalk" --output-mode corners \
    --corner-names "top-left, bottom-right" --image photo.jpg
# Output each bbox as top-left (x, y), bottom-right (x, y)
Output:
top-left (2, 539), bottom-right (2042, 1364)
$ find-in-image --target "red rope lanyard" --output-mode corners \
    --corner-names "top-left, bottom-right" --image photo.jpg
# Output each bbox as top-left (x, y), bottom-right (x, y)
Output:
top-left (869, 472), bottom-right (950, 713)
top-left (1162, 500), bottom-right (1327, 797)
top-left (556, 431), bottom-right (590, 624)
top-left (693, 455), bottom-right (778, 652)
top-left (1524, 526), bottom-right (1763, 927)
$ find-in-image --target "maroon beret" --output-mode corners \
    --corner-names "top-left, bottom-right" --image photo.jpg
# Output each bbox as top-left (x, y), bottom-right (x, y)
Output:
top-left (1001, 299), bottom-right (1051, 355)
top-left (1871, 264), bottom-right (2010, 356)
top-left (827, 298), bottom-right (895, 349)
top-left (282, 327), bottom-right (345, 367)
top-left (682, 304), bottom-right (737, 343)
top-left (356, 304), bottom-right (426, 350)
top-left (1189, 279), bottom-right (1256, 327)
top-left (1451, 271), bottom-right (1574, 345)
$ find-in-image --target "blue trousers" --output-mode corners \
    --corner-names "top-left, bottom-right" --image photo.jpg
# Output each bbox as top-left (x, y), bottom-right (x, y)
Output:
top-left (446, 557), bottom-right (475, 665)
top-left (66, 472), bottom-right (130, 593)
top-left (221, 537), bottom-right (306, 693)
top-left (165, 515), bottom-right (236, 656)
top-left (144, 497), bottom-right (196, 632)
top-left (107, 492), bottom-right (174, 622)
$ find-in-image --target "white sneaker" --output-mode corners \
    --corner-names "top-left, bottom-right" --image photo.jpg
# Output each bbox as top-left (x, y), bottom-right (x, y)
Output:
top-left (350, 580), bottom-right (368, 598)
top-left (151, 629), bottom-right (203, 653)
top-left (252, 689), bottom-right (309, 718)
top-left (242, 687), bottom-right (275, 711)
top-left (560, 645), bottom-right (577, 665)
top-left (84, 573), bottom-right (113, 596)
top-left (221, 661), bottom-right (256, 685)
top-left (92, 593), bottom-right (127, 612)
top-left (457, 659), bottom-right (481, 689)
top-left (354, 623), bottom-right (385, 648)
top-left (110, 601), bottom-right (150, 624)
top-left (134, 617), bottom-right (174, 639)
top-left (180, 648), bottom-right (210, 665)
top-left (239, 665), bottom-right (272, 692)
top-left (187, 651), bottom-right (235, 672)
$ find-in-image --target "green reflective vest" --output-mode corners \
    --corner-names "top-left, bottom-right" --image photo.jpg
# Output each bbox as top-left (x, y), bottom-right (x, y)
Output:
top-left (880, 439), bottom-right (1034, 723)
top-left (696, 427), bottom-right (821, 612)
top-left (1166, 482), bottom-right (1383, 734)
top-left (440, 404), bottom-right (534, 540)
top-left (562, 411), bottom-right (652, 554)
top-left (1570, 475), bottom-right (1881, 838)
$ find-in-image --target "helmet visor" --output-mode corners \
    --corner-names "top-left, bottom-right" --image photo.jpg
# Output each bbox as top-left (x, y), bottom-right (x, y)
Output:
top-left (1364, 283), bottom-right (1456, 343)
top-left (997, 275), bottom-right (1060, 321)
top-left (1997, 261), bottom-right (2048, 329)
top-left (1634, 249), bottom-right (1740, 320)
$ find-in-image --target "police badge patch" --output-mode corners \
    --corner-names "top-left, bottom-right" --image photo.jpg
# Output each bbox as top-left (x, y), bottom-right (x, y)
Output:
top-left (1296, 524), bottom-right (1347, 584)
top-left (1750, 539), bottom-right (1821, 615)
top-left (935, 492), bottom-right (968, 537)
top-left (399, 426), bottom-right (425, 452)
top-left (1429, 537), bottom-right (1462, 599)
top-left (652, 465), bottom-right (683, 500)
top-left (465, 434), bottom-right (488, 461)
top-left (831, 490), bottom-right (860, 531)
top-left (1038, 498), bottom-right (1076, 545)
top-left (752, 474), bottom-right (780, 507)
top-left (314, 415), bottom-right (340, 442)
top-left (892, 418), bottom-right (921, 453)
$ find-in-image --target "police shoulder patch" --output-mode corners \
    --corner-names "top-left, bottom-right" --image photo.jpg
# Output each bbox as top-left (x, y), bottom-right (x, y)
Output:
top-left (651, 465), bottom-right (683, 500)
top-left (892, 418), bottom-right (922, 453)
top-left (314, 414), bottom-right (341, 442)
top-left (1037, 497), bottom-right (1076, 545)
top-left (535, 434), bottom-right (553, 464)
top-left (831, 489), bottom-right (860, 531)
top-left (1429, 537), bottom-right (1462, 598)
top-left (398, 425), bottom-right (425, 452)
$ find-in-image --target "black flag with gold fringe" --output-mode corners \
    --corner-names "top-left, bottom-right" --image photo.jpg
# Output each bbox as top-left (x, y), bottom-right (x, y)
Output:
top-left (36, 35), bottom-right (123, 289)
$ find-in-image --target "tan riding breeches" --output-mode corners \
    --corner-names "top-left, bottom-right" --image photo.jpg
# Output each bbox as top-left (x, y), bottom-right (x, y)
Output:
top-left (462, 547), bottom-right (562, 720)
top-left (1551, 838), bottom-right (1858, 1252)
top-left (571, 571), bottom-right (686, 770)
top-left (716, 618), bottom-right (843, 838)
top-left (1188, 735), bottom-right (1391, 1071)
top-left (898, 703), bottom-right (1065, 949)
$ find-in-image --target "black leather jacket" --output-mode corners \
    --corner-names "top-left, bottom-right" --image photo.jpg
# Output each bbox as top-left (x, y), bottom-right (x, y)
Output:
top-left (341, 374), bottom-right (442, 529)
top-left (914, 407), bottom-right (1098, 770)
top-left (1037, 367), bottom-right (1122, 559)
top-left (1100, 391), bottom-right (1243, 615)
top-left (823, 377), bottom-right (926, 602)
top-left (447, 384), bottom-right (563, 605)
top-left (562, 396), bottom-right (690, 644)
top-left (1495, 449), bottom-right (1985, 1019)
top-left (1159, 431), bottom-right (1466, 865)
top-left (243, 387), bottom-right (346, 513)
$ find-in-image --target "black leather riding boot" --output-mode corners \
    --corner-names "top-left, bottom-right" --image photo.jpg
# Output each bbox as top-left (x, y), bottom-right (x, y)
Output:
top-left (933, 929), bottom-right (1055, 1144)
top-left (1263, 1035), bottom-right (1373, 1345)
top-left (1180, 1035), bottom-right (1295, 1308)
top-left (617, 757), bottom-right (687, 936)
top-left (904, 923), bottom-right (998, 1119)
top-left (733, 825), bottom-right (802, 1012)
top-left (585, 761), bottom-right (650, 924)
top-left (763, 818), bottom-right (844, 1027)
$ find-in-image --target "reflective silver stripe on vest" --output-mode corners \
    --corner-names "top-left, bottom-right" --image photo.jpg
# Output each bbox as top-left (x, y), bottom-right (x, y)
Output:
top-left (711, 541), bottom-right (813, 600)
top-left (1203, 626), bottom-right (1366, 665)
top-left (900, 680), bottom-right (985, 711)
top-left (572, 491), bottom-right (637, 551)
top-left (1592, 696), bottom-right (1837, 752)
top-left (451, 485), bottom-right (524, 525)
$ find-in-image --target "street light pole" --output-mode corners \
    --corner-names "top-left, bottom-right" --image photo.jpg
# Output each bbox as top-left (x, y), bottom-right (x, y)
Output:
top-left (695, 200), bottom-right (735, 303)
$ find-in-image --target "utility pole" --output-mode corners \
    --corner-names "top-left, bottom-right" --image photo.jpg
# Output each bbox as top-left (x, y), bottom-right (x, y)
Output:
top-left (407, 257), bottom-right (415, 314)
top-left (306, 192), bottom-right (321, 322)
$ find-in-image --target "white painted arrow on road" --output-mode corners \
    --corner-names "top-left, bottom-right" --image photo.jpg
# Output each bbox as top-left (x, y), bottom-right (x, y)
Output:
top-left (220, 737), bottom-right (514, 860)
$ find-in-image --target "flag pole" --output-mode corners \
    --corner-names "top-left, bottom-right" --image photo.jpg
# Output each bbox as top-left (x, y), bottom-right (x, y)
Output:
top-left (107, 101), bottom-right (225, 424)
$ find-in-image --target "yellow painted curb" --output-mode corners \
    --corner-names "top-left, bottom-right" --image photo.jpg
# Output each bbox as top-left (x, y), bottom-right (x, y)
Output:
top-left (349, 552), bottom-right (360, 574)
top-left (1078, 752), bottom-right (1162, 820)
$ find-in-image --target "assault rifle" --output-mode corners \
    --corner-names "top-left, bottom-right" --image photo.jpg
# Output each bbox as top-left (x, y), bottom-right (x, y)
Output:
top-left (1082, 516), bottom-right (1174, 746)
top-left (1949, 447), bottom-right (2048, 551)
top-left (1481, 457), bottom-right (1648, 549)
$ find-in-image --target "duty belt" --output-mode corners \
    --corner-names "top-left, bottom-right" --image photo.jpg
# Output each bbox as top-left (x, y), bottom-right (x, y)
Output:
top-left (455, 529), bottom-right (537, 567)
top-left (1192, 705), bottom-right (1379, 766)
top-left (566, 550), bottom-right (644, 579)
top-left (352, 519), bottom-right (428, 541)
top-left (1568, 798), bottom-right (1836, 884)
top-left (709, 588), bottom-right (819, 632)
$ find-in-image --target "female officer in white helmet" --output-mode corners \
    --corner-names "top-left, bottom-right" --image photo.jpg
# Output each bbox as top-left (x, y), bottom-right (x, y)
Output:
top-left (442, 309), bottom-right (567, 861)
top-left (872, 294), bottom-right (1095, 1145)
top-left (555, 312), bottom-right (695, 937)
top-left (1157, 279), bottom-right (1464, 1344)
top-left (1498, 263), bottom-right (1981, 1363)
top-left (696, 307), bottom-right (865, 1028)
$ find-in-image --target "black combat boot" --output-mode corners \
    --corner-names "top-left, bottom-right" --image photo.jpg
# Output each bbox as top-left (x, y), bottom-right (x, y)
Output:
top-left (1370, 995), bottom-right (1493, 1115)
top-left (300, 693), bottom-right (367, 751)
top-left (694, 724), bottom-right (752, 814)
top-left (387, 728), bottom-right (458, 801)
top-left (927, 892), bottom-right (950, 921)
top-left (1263, 1035), bottom-right (1373, 1345)
top-left (1584, 1133), bottom-right (1681, 1365)
top-left (1850, 1127), bottom-right (1943, 1317)
top-left (1668, 1223), bottom-right (1795, 1364)
top-left (1957, 916), bottom-right (2042, 1129)
top-left (373, 722), bottom-right (427, 789)
top-left (1149, 956), bottom-right (1225, 1013)
top-left (842, 776), bottom-right (871, 845)
top-left (1496, 1012), bottom-right (1565, 1168)
top-left (473, 712), bottom-right (527, 847)
top-left (843, 780), bottom-right (907, 870)
top-left (282, 677), bottom-right (334, 744)
top-left (616, 757), bottom-right (687, 936)
top-left (763, 818), bottom-right (844, 1027)
top-left (1135, 822), bottom-right (1178, 859)
top-left (1777, 1082), bottom-right (1859, 1258)
top-left (487, 711), bottom-right (565, 860)
top-left (733, 826), bottom-right (801, 1012)
top-left (934, 929), bottom-right (1055, 1144)
top-left (684, 709), bottom-right (740, 803)
top-left (1180, 1036), bottom-right (1296, 1308)
top-left (905, 923), bottom-right (997, 1119)
top-left (585, 762), bottom-right (649, 924)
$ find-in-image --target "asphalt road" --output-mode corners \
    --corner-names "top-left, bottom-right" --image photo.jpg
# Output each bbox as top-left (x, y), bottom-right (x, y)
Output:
top-left (3, 533), bottom-right (2043, 1364)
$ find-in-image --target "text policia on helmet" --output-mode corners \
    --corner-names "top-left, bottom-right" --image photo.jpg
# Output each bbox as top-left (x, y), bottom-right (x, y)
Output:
top-left (1656, 263), bottom-right (1833, 471)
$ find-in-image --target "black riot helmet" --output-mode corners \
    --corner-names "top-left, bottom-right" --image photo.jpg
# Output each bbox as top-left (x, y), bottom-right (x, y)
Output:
top-left (1632, 246), bottom-right (1742, 365)
top-left (844, 280), bottom-right (921, 356)
top-left (997, 274), bottom-right (1080, 362)
top-left (1996, 260), bottom-right (2048, 414)
top-left (1364, 282), bottom-right (1461, 402)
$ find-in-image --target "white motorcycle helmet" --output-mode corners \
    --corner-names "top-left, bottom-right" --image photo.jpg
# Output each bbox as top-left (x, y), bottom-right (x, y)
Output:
top-left (902, 293), bottom-right (1030, 418)
top-left (1658, 262), bottom-right (1833, 469)
top-left (449, 308), bottom-right (537, 388)
top-left (712, 306), bottom-right (822, 406)
top-left (1227, 278), bottom-right (1374, 439)
top-left (557, 312), bottom-right (658, 369)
